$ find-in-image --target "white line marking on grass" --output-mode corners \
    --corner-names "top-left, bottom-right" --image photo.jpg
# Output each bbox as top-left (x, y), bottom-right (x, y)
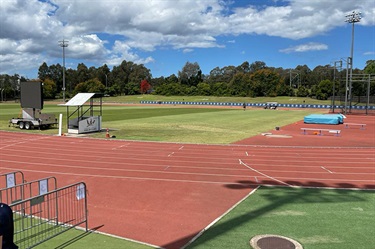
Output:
top-left (239, 159), bottom-right (293, 187)
top-left (321, 166), bottom-right (334, 174)
top-left (91, 230), bottom-right (163, 249)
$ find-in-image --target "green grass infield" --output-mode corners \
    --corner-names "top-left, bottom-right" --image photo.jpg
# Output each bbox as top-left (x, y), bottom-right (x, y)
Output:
top-left (187, 186), bottom-right (375, 249)
top-left (0, 102), bottom-right (324, 144)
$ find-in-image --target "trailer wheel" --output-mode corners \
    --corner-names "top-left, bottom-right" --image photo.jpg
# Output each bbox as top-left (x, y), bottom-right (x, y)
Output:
top-left (25, 122), bottom-right (33, 130)
top-left (19, 121), bottom-right (25, 129)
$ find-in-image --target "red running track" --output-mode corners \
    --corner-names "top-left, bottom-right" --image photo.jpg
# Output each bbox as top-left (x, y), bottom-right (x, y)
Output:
top-left (0, 114), bottom-right (374, 248)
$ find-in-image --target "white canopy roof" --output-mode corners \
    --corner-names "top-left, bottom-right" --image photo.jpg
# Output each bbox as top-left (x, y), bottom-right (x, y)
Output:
top-left (61, 93), bottom-right (96, 106)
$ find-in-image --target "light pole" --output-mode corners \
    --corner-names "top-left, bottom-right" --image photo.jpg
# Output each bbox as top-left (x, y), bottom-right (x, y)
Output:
top-left (58, 39), bottom-right (69, 102)
top-left (345, 10), bottom-right (361, 112)
top-left (105, 74), bottom-right (108, 88)
top-left (332, 60), bottom-right (342, 113)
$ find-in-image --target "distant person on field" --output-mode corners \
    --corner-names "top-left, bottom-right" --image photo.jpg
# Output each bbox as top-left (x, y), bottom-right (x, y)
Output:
top-left (243, 103), bottom-right (246, 111)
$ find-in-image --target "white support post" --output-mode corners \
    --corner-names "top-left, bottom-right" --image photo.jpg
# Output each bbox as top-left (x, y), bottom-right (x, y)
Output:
top-left (58, 113), bottom-right (63, 136)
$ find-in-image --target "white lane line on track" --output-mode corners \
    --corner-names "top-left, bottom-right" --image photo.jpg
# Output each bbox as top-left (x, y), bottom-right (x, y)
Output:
top-left (112, 144), bottom-right (130, 150)
top-left (179, 146), bottom-right (184, 150)
top-left (0, 166), bottom-right (249, 186)
top-left (245, 152), bottom-right (249, 156)
top-left (321, 166), bottom-right (334, 174)
top-left (0, 159), bottom-right (248, 178)
top-left (8, 143), bottom-right (372, 162)
top-left (168, 152), bottom-right (175, 157)
top-left (1, 162), bottom-right (372, 183)
top-left (0, 136), bottom-right (51, 150)
top-left (239, 159), bottom-right (293, 187)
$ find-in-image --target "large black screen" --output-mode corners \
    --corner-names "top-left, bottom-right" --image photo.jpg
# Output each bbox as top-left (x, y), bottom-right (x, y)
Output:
top-left (20, 82), bottom-right (43, 109)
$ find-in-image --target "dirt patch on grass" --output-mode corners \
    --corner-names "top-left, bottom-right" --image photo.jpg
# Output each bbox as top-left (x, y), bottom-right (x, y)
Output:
top-left (268, 210), bottom-right (306, 216)
top-left (299, 235), bottom-right (342, 244)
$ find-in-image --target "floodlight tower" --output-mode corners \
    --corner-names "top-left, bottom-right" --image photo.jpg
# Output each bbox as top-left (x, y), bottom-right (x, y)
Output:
top-left (58, 39), bottom-right (69, 102)
top-left (345, 11), bottom-right (361, 111)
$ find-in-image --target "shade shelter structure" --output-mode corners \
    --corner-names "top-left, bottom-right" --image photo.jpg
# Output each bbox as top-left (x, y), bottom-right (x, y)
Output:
top-left (61, 93), bottom-right (103, 134)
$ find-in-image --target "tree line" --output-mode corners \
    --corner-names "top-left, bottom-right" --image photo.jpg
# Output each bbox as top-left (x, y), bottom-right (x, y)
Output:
top-left (0, 59), bottom-right (374, 102)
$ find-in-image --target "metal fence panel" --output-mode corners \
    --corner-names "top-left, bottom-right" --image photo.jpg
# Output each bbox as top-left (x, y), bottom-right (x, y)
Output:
top-left (10, 182), bottom-right (88, 249)
top-left (0, 176), bottom-right (57, 205)
top-left (0, 171), bottom-right (25, 204)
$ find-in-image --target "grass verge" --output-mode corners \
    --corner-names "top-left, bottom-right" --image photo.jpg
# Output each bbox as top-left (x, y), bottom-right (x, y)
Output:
top-left (32, 228), bottom-right (156, 249)
top-left (24, 187), bottom-right (375, 249)
top-left (187, 186), bottom-right (375, 249)
top-left (0, 103), bottom-right (325, 143)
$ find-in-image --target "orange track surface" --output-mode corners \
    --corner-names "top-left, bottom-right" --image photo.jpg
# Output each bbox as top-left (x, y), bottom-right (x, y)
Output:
top-left (0, 114), bottom-right (374, 248)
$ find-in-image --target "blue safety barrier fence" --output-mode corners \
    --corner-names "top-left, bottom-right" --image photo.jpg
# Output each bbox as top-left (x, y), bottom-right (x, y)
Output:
top-left (140, 101), bottom-right (374, 110)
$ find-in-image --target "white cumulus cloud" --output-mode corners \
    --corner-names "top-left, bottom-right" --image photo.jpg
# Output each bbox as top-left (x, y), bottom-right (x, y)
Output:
top-left (0, 0), bottom-right (373, 76)
top-left (280, 42), bottom-right (328, 53)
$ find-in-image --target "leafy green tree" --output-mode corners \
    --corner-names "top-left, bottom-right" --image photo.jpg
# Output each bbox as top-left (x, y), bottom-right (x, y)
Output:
top-left (166, 74), bottom-right (178, 84)
top-left (76, 63), bottom-right (90, 83)
top-left (186, 86), bottom-right (197, 96)
top-left (249, 69), bottom-right (282, 97)
top-left (311, 65), bottom-right (334, 87)
top-left (276, 83), bottom-right (294, 96)
top-left (364, 60), bottom-right (375, 74)
top-left (43, 78), bottom-right (57, 99)
top-left (207, 67), bottom-right (222, 83)
top-left (0, 74), bottom-right (21, 100)
top-left (315, 79), bottom-right (332, 100)
top-left (74, 78), bottom-right (105, 94)
top-left (296, 86), bottom-right (309, 97)
top-left (112, 60), bottom-right (151, 95)
top-left (295, 65), bottom-right (312, 87)
top-left (249, 61), bottom-right (267, 73)
top-left (178, 62), bottom-right (202, 87)
top-left (97, 64), bottom-right (111, 88)
top-left (210, 82), bottom-right (229, 96)
top-left (207, 65), bottom-right (237, 84)
top-left (150, 76), bottom-right (165, 89)
top-left (37, 63), bottom-right (63, 93)
top-left (196, 82), bottom-right (211, 96)
top-left (65, 68), bottom-right (78, 97)
top-left (154, 83), bottom-right (180, 96)
top-left (125, 81), bottom-right (141, 95)
top-left (236, 61), bottom-right (250, 73)
top-left (228, 72), bottom-right (250, 97)
top-left (38, 62), bottom-right (50, 81)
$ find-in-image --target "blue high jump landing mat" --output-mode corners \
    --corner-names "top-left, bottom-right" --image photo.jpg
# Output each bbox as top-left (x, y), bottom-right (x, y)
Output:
top-left (304, 114), bottom-right (345, 125)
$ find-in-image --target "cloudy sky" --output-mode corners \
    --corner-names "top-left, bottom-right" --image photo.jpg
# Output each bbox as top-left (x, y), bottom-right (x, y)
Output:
top-left (1, 0), bottom-right (374, 79)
